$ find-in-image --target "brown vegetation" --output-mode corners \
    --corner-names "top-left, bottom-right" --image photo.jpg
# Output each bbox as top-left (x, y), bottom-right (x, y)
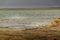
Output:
top-left (0, 18), bottom-right (60, 40)
top-left (0, 7), bottom-right (60, 10)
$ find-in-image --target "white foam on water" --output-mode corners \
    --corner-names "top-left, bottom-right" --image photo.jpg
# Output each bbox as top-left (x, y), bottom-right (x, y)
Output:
top-left (0, 17), bottom-right (53, 29)
top-left (6, 16), bottom-right (28, 19)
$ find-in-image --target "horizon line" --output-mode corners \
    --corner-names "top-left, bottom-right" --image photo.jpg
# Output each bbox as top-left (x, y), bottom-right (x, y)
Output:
top-left (0, 7), bottom-right (60, 10)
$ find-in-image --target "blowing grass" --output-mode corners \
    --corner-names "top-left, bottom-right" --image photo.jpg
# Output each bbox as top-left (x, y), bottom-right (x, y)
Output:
top-left (0, 18), bottom-right (60, 40)
top-left (0, 25), bottom-right (60, 40)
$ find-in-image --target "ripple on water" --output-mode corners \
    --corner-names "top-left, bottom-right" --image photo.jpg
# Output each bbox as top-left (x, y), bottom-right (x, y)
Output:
top-left (0, 17), bottom-right (53, 29)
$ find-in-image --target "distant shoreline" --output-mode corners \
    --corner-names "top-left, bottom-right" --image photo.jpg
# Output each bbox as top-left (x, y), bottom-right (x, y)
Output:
top-left (0, 7), bottom-right (60, 10)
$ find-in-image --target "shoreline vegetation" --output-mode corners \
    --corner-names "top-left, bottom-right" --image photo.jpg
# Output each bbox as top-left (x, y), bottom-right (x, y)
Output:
top-left (0, 18), bottom-right (60, 40)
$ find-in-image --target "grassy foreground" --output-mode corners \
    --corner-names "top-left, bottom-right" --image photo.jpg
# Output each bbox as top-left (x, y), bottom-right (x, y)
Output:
top-left (0, 18), bottom-right (60, 40)
top-left (0, 24), bottom-right (60, 40)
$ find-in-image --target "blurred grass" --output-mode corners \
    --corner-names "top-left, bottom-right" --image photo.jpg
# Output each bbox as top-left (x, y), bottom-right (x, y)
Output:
top-left (0, 25), bottom-right (60, 40)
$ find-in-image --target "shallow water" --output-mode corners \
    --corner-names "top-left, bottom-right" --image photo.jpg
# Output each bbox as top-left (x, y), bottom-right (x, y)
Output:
top-left (0, 10), bottom-right (60, 29)
top-left (0, 17), bottom-right (53, 29)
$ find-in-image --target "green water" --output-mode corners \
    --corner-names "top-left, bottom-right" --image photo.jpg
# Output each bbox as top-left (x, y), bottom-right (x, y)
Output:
top-left (0, 10), bottom-right (60, 29)
top-left (0, 10), bottom-right (60, 18)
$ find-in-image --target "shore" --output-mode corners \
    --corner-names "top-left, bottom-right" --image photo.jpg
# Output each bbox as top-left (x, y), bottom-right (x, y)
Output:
top-left (0, 25), bottom-right (60, 40)
top-left (0, 7), bottom-right (60, 10)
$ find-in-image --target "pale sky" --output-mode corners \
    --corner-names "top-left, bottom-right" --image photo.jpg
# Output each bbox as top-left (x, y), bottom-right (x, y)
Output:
top-left (0, 0), bottom-right (60, 8)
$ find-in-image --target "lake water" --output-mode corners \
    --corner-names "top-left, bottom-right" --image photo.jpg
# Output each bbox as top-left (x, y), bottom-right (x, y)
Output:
top-left (0, 10), bottom-right (60, 29)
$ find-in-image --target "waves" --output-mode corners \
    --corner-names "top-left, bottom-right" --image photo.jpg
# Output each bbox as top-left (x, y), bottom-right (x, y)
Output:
top-left (0, 17), bottom-right (53, 29)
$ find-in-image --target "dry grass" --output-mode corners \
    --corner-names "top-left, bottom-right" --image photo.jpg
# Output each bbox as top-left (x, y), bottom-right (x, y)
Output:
top-left (0, 25), bottom-right (60, 40)
top-left (0, 18), bottom-right (60, 40)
